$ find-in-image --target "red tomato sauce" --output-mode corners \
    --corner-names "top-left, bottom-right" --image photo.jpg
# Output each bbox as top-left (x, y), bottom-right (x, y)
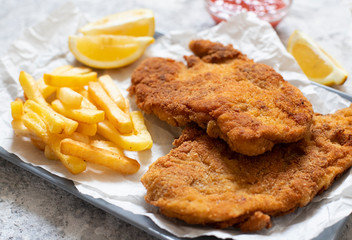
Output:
top-left (207, 0), bottom-right (289, 27)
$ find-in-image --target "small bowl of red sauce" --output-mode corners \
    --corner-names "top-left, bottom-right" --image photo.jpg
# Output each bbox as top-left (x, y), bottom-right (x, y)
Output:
top-left (205, 0), bottom-right (292, 27)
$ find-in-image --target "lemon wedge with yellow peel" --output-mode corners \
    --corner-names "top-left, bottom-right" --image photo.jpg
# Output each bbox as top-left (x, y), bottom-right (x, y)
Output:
top-left (79, 9), bottom-right (155, 37)
top-left (68, 35), bottom-right (154, 69)
top-left (287, 30), bottom-right (348, 86)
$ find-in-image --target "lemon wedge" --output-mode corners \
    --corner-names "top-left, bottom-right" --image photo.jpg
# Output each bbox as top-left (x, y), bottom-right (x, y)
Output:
top-left (68, 35), bottom-right (154, 69)
top-left (79, 9), bottom-right (155, 37)
top-left (287, 30), bottom-right (348, 86)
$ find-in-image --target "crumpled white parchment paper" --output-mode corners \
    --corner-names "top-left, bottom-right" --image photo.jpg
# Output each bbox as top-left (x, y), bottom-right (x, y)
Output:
top-left (0, 2), bottom-right (352, 240)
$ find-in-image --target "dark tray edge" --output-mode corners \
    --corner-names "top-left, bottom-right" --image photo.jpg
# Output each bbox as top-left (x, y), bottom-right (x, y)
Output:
top-left (1, 29), bottom-right (351, 238)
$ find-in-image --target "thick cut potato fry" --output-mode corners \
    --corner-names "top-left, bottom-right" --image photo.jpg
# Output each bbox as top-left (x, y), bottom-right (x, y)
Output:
top-left (11, 119), bottom-right (37, 139)
top-left (11, 98), bottom-right (24, 120)
top-left (36, 66), bottom-right (77, 99)
top-left (69, 132), bottom-right (90, 144)
top-left (44, 72), bottom-right (97, 88)
top-left (44, 145), bottom-right (59, 160)
top-left (75, 89), bottom-right (98, 109)
top-left (97, 119), bottom-right (152, 151)
top-left (88, 82), bottom-right (132, 134)
top-left (81, 96), bottom-right (97, 110)
top-left (37, 65), bottom-right (91, 98)
top-left (21, 112), bottom-right (86, 173)
top-left (76, 88), bottom-right (89, 98)
top-left (57, 87), bottom-right (83, 108)
top-left (37, 78), bottom-right (57, 99)
top-left (131, 111), bottom-right (151, 135)
top-left (48, 134), bottom-right (87, 174)
top-left (60, 138), bottom-right (140, 174)
top-left (24, 100), bottom-right (65, 134)
top-left (62, 117), bottom-right (80, 135)
top-left (19, 71), bottom-right (48, 106)
top-left (90, 139), bottom-right (125, 155)
top-left (130, 111), bottom-right (153, 149)
top-left (13, 69), bottom-right (151, 175)
top-left (51, 99), bottom-right (104, 124)
top-left (123, 98), bottom-right (130, 114)
top-left (19, 72), bottom-right (78, 135)
top-left (22, 111), bottom-right (48, 140)
top-left (98, 75), bottom-right (126, 109)
top-left (97, 111), bottom-right (152, 151)
top-left (24, 100), bottom-right (78, 135)
top-left (76, 122), bottom-right (97, 136)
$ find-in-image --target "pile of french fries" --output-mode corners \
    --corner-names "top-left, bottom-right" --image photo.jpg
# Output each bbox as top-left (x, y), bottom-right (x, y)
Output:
top-left (10, 65), bottom-right (152, 174)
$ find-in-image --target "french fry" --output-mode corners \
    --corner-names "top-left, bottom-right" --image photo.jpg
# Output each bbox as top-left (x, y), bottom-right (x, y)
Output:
top-left (75, 88), bottom-right (99, 110)
top-left (98, 75), bottom-right (126, 109)
top-left (62, 117), bottom-right (80, 135)
top-left (37, 65), bottom-right (91, 99)
top-left (44, 145), bottom-right (59, 160)
top-left (69, 132), bottom-right (90, 144)
top-left (21, 110), bottom-right (86, 173)
top-left (44, 72), bottom-right (97, 88)
top-left (90, 139), bottom-right (125, 155)
top-left (24, 100), bottom-right (65, 134)
top-left (57, 87), bottom-right (83, 108)
top-left (51, 99), bottom-right (104, 124)
top-left (97, 119), bottom-right (152, 151)
top-left (60, 138), bottom-right (140, 174)
top-left (23, 100), bottom-right (78, 135)
top-left (130, 111), bottom-right (153, 149)
top-left (19, 71), bottom-right (48, 106)
top-left (123, 98), bottom-right (130, 114)
top-left (76, 88), bottom-right (89, 98)
top-left (22, 111), bottom-right (48, 140)
top-left (81, 97), bottom-right (97, 110)
top-left (48, 134), bottom-right (86, 174)
top-left (11, 119), bottom-right (37, 138)
top-left (13, 69), bottom-right (153, 175)
top-left (76, 122), bottom-right (97, 136)
top-left (11, 98), bottom-right (24, 120)
top-left (37, 78), bottom-right (57, 99)
top-left (88, 82), bottom-right (132, 134)
top-left (19, 72), bottom-right (78, 135)
top-left (75, 89), bottom-right (96, 108)
top-left (36, 66), bottom-right (76, 99)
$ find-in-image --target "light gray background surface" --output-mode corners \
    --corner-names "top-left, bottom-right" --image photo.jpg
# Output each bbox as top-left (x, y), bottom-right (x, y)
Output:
top-left (1, 0), bottom-right (351, 239)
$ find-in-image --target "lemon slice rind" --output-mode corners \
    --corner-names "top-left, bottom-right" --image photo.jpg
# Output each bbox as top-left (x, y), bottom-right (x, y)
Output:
top-left (68, 35), bottom-right (154, 69)
top-left (80, 9), bottom-right (155, 37)
top-left (287, 30), bottom-right (348, 86)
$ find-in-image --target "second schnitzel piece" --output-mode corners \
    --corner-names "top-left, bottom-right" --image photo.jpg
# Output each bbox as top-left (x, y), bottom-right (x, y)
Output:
top-left (130, 40), bottom-right (313, 156)
top-left (141, 106), bottom-right (352, 231)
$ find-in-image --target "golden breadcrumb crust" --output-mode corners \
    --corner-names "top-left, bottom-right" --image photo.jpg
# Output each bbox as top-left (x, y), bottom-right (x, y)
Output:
top-left (130, 40), bottom-right (313, 156)
top-left (142, 106), bottom-right (352, 231)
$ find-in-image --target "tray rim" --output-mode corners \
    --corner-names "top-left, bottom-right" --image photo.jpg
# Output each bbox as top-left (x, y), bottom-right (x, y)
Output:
top-left (2, 81), bottom-right (352, 240)
top-left (1, 142), bottom-right (349, 240)
top-left (1, 27), bottom-right (352, 237)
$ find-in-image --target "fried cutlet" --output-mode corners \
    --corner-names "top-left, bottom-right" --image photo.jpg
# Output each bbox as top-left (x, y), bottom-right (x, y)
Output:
top-left (141, 106), bottom-right (352, 232)
top-left (130, 40), bottom-right (313, 156)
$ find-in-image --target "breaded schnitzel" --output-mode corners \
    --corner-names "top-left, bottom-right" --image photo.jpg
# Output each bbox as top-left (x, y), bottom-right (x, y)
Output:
top-left (130, 40), bottom-right (313, 156)
top-left (141, 106), bottom-right (352, 231)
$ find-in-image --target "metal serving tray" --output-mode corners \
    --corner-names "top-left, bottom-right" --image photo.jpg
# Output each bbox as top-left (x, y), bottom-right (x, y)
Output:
top-left (0, 79), bottom-right (350, 240)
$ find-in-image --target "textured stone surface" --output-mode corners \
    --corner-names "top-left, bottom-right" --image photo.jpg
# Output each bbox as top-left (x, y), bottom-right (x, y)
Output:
top-left (1, 0), bottom-right (351, 239)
